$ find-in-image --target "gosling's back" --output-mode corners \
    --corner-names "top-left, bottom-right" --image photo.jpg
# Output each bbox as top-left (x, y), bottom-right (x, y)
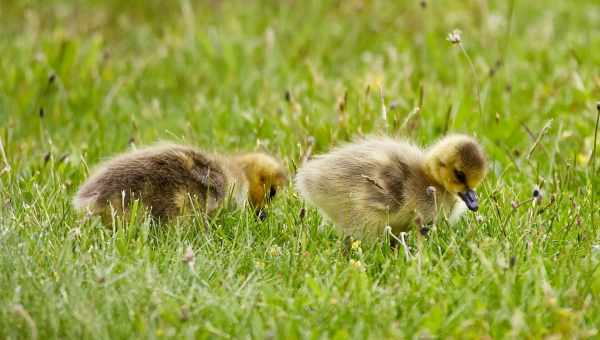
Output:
top-left (74, 144), bottom-right (237, 220)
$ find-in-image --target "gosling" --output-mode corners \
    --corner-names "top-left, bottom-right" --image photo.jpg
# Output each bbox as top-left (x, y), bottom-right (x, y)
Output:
top-left (74, 143), bottom-right (287, 223)
top-left (295, 134), bottom-right (487, 237)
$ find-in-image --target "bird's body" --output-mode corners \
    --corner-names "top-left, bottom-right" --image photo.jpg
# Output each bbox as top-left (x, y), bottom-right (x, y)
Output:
top-left (74, 143), bottom-right (286, 223)
top-left (295, 135), bottom-right (487, 237)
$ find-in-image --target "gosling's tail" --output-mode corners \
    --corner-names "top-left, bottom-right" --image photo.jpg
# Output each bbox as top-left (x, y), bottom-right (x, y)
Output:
top-left (73, 181), bottom-right (100, 212)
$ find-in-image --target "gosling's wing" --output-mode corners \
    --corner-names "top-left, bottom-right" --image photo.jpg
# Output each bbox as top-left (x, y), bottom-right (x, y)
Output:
top-left (367, 154), bottom-right (414, 212)
top-left (119, 146), bottom-right (230, 215)
top-left (182, 149), bottom-right (230, 211)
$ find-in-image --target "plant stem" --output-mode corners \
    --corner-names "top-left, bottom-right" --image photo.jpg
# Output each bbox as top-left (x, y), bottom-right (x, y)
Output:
top-left (591, 103), bottom-right (600, 227)
top-left (459, 43), bottom-right (483, 119)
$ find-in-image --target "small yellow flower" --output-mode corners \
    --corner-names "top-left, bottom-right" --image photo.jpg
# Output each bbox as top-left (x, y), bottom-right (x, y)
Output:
top-left (351, 239), bottom-right (363, 255)
top-left (255, 261), bottom-right (265, 270)
top-left (576, 153), bottom-right (589, 165)
top-left (349, 259), bottom-right (365, 272)
top-left (365, 71), bottom-right (385, 89)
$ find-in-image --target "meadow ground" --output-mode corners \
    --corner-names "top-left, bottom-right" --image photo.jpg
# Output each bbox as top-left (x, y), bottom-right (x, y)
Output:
top-left (1, 0), bottom-right (600, 338)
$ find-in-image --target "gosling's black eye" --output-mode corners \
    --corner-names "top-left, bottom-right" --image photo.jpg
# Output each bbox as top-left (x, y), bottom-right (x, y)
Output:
top-left (269, 186), bottom-right (277, 199)
top-left (454, 170), bottom-right (466, 183)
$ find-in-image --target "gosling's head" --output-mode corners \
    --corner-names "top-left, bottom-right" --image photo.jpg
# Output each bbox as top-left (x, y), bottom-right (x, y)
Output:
top-left (424, 134), bottom-right (487, 211)
top-left (235, 152), bottom-right (288, 211)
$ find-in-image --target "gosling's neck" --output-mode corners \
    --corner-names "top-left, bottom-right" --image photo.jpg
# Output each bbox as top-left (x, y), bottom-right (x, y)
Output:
top-left (422, 154), bottom-right (445, 190)
top-left (422, 154), bottom-right (460, 216)
top-left (230, 154), bottom-right (254, 182)
top-left (226, 155), bottom-right (252, 206)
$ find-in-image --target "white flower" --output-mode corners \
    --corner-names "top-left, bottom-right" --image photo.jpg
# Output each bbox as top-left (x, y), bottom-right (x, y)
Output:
top-left (183, 246), bottom-right (195, 267)
top-left (447, 29), bottom-right (462, 44)
top-left (70, 227), bottom-right (82, 238)
top-left (269, 245), bottom-right (282, 257)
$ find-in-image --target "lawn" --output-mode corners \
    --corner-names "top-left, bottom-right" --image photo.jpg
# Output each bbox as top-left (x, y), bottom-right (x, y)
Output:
top-left (1, 0), bottom-right (600, 338)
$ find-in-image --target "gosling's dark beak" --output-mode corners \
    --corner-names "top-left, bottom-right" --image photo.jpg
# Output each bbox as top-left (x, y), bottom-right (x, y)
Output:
top-left (256, 209), bottom-right (268, 221)
top-left (458, 189), bottom-right (478, 212)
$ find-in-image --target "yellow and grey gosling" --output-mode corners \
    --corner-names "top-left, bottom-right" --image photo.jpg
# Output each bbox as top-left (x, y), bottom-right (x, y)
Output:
top-left (295, 134), bottom-right (487, 237)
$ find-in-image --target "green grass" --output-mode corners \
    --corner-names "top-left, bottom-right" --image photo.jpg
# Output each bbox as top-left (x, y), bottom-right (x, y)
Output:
top-left (1, 0), bottom-right (600, 338)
